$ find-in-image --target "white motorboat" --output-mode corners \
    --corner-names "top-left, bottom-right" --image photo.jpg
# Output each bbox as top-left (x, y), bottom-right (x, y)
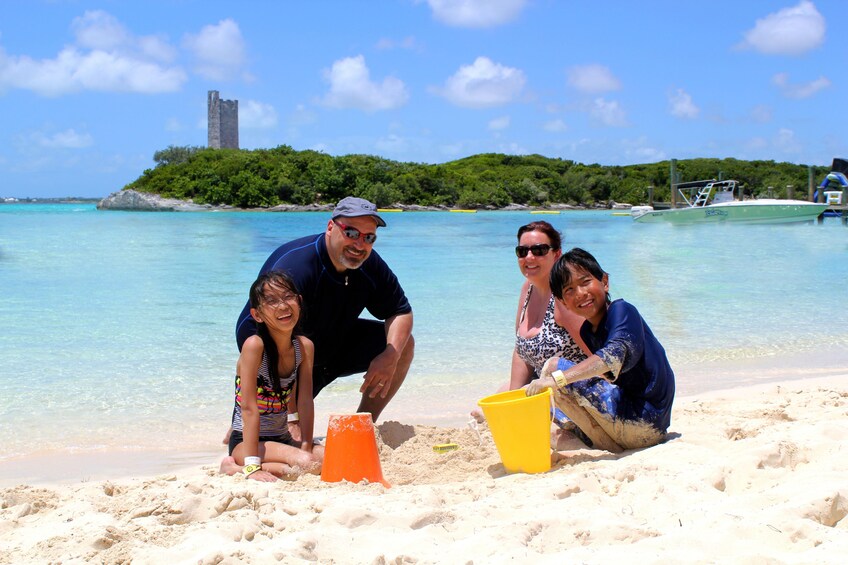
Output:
top-left (631, 180), bottom-right (828, 224)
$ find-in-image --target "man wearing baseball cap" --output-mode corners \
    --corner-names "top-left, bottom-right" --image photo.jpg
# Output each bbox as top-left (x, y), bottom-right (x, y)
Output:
top-left (235, 196), bottom-right (414, 427)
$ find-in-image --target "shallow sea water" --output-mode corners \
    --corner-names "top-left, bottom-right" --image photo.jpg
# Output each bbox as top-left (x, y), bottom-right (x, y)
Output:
top-left (1, 203), bottom-right (847, 480)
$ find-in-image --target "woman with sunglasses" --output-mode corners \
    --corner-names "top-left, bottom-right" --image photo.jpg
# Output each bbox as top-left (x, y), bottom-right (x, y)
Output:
top-left (472, 221), bottom-right (589, 421)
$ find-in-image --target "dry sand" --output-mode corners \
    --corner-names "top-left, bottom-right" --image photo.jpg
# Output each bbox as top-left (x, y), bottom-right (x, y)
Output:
top-left (1, 376), bottom-right (847, 564)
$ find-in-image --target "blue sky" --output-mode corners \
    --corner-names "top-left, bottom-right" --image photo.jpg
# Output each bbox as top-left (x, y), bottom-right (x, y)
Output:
top-left (1, 0), bottom-right (845, 198)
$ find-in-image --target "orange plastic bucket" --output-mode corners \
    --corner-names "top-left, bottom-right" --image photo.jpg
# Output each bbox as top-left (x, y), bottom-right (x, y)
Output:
top-left (477, 389), bottom-right (552, 474)
top-left (320, 413), bottom-right (390, 488)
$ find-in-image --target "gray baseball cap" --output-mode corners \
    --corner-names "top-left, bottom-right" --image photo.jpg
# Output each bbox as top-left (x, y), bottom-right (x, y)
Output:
top-left (331, 197), bottom-right (386, 227)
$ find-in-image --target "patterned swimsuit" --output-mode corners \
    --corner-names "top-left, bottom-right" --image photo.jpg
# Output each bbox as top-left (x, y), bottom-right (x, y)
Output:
top-left (232, 339), bottom-right (301, 439)
top-left (514, 285), bottom-right (586, 376)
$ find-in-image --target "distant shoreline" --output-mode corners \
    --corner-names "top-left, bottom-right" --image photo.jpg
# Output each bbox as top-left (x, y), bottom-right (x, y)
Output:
top-left (2, 197), bottom-right (102, 204)
top-left (3, 190), bottom-right (632, 212)
top-left (90, 189), bottom-right (629, 213)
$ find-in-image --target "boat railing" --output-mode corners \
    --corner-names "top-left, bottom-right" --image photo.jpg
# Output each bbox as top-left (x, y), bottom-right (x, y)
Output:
top-left (679, 180), bottom-right (737, 208)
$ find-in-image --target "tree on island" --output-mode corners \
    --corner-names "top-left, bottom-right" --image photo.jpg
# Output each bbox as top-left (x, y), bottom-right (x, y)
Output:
top-left (124, 145), bottom-right (828, 209)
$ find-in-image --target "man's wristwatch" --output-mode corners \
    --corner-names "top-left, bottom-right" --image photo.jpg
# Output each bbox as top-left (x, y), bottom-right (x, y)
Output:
top-left (242, 464), bottom-right (262, 477)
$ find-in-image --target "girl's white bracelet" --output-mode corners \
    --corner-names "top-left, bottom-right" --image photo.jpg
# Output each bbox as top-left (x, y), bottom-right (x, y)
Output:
top-left (287, 412), bottom-right (299, 423)
top-left (244, 456), bottom-right (261, 466)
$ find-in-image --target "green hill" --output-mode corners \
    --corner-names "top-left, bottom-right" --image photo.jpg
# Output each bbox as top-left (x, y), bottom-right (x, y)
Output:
top-left (125, 145), bottom-right (828, 209)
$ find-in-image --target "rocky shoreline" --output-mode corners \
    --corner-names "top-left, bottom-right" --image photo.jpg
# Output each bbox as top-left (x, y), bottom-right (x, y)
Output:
top-left (96, 189), bottom-right (630, 212)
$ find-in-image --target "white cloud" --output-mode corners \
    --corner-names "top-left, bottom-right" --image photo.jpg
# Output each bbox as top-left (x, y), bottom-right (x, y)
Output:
top-left (567, 64), bottom-right (621, 94)
top-left (743, 130), bottom-right (802, 159)
top-left (319, 55), bottom-right (409, 112)
top-left (32, 128), bottom-right (94, 149)
top-left (488, 116), bottom-right (510, 131)
top-left (750, 105), bottom-right (772, 123)
top-left (375, 36), bottom-right (420, 51)
top-left (183, 19), bottom-right (247, 81)
top-left (71, 10), bottom-right (130, 52)
top-left (745, 137), bottom-right (769, 151)
top-left (375, 134), bottom-right (408, 154)
top-left (240, 100), bottom-right (278, 129)
top-left (738, 1), bottom-right (825, 55)
top-left (774, 127), bottom-right (801, 153)
top-left (426, 0), bottom-right (527, 28)
top-left (44, 129), bottom-right (94, 148)
top-left (497, 141), bottom-right (529, 155)
top-left (0, 47), bottom-right (186, 96)
top-left (590, 98), bottom-right (627, 127)
top-left (668, 88), bottom-right (699, 119)
top-left (771, 72), bottom-right (831, 99)
top-left (624, 140), bottom-right (666, 163)
top-left (289, 104), bottom-right (317, 127)
top-left (432, 56), bottom-right (526, 108)
top-left (543, 119), bottom-right (567, 132)
top-left (629, 147), bottom-right (666, 162)
top-left (0, 10), bottom-right (185, 96)
top-left (71, 10), bottom-right (176, 62)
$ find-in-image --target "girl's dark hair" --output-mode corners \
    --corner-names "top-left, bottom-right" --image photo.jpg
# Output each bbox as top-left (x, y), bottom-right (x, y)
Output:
top-left (550, 247), bottom-right (610, 302)
top-left (249, 270), bottom-right (303, 396)
top-left (517, 220), bottom-right (562, 250)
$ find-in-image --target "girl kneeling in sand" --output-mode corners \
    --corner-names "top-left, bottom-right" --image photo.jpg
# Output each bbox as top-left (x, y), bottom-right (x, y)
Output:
top-left (526, 248), bottom-right (675, 453)
top-left (220, 271), bottom-right (323, 481)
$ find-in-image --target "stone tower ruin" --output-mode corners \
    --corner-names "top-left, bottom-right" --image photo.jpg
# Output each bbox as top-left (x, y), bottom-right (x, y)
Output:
top-left (207, 90), bottom-right (239, 149)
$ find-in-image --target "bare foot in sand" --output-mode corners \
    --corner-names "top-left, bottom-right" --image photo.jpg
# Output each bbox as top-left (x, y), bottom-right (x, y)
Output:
top-left (551, 428), bottom-right (589, 451)
top-left (219, 456), bottom-right (240, 476)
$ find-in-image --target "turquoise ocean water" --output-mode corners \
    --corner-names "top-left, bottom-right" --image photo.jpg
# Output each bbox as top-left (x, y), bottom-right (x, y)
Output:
top-left (2, 203), bottom-right (847, 481)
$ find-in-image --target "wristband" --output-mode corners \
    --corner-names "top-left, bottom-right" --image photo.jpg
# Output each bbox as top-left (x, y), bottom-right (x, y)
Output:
top-left (242, 464), bottom-right (261, 477)
top-left (244, 456), bottom-right (261, 466)
top-left (552, 370), bottom-right (568, 391)
top-left (287, 412), bottom-right (299, 423)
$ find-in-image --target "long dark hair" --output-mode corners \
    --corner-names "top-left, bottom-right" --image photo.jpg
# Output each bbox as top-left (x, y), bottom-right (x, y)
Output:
top-left (249, 270), bottom-right (304, 396)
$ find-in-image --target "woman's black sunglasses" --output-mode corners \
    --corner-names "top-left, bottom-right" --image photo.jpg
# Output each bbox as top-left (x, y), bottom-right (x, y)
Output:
top-left (515, 244), bottom-right (552, 258)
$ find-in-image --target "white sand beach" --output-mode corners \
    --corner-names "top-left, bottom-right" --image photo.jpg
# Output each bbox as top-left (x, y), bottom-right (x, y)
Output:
top-left (2, 375), bottom-right (847, 564)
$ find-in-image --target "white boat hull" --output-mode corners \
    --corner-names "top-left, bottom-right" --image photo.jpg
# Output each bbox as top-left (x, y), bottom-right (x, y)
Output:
top-left (632, 199), bottom-right (828, 224)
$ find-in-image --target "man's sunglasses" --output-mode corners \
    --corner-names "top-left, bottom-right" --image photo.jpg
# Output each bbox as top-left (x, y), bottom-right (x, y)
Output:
top-left (333, 219), bottom-right (378, 244)
top-left (515, 244), bottom-right (553, 258)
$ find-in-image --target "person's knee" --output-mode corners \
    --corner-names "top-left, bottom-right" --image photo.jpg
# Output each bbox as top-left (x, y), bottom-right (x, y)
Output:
top-left (553, 389), bottom-right (580, 412)
top-left (299, 450), bottom-right (323, 473)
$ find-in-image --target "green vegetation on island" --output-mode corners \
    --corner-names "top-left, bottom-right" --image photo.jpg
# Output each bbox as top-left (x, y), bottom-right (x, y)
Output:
top-left (126, 145), bottom-right (829, 209)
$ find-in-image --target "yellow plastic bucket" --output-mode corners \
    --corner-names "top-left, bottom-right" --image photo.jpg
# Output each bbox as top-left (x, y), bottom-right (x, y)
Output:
top-left (477, 388), bottom-right (552, 474)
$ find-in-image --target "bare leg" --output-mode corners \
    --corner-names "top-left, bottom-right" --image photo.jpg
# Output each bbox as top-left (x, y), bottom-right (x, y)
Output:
top-left (553, 392), bottom-right (623, 453)
top-left (225, 441), bottom-right (324, 479)
top-left (260, 461), bottom-right (297, 478)
top-left (357, 336), bottom-right (415, 422)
